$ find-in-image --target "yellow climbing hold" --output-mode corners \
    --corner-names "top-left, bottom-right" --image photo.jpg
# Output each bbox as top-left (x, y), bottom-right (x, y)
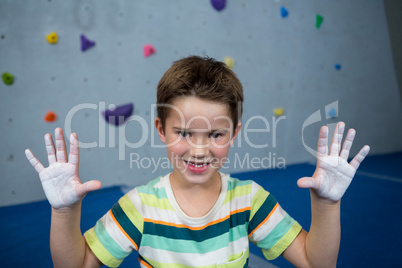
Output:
top-left (273, 108), bottom-right (285, 117)
top-left (46, 32), bottom-right (58, 44)
top-left (224, 57), bottom-right (235, 69)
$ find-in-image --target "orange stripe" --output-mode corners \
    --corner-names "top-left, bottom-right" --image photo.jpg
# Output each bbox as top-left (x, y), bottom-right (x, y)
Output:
top-left (144, 206), bottom-right (251, 230)
top-left (139, 258), bottom-right (152, 268)
top-left (248, 203), bottom-right (279, 237)
top-left (109, 210), bottom-right (139, 251)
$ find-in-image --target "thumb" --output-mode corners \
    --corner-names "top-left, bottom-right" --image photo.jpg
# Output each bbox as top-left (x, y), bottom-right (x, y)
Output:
top-left (76, 180), bottom-right (102, 196)
top-left (297, 177), bottom-right (317, 189)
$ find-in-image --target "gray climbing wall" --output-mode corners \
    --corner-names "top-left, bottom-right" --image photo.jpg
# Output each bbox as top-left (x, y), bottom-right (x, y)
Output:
top-left (1, 0), bottom-right (401, 206)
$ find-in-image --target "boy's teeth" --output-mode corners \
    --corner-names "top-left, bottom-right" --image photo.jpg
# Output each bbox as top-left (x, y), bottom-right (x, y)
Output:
top-left (186, 161), bottom-right (207, 167)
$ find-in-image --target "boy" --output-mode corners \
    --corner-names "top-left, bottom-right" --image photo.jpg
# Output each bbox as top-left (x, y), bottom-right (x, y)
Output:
top-left (25, 56), bottom-right (370, 267)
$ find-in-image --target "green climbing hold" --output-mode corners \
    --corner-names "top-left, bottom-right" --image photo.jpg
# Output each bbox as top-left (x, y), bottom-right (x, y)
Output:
top-left (316, 14), bottom-right (323, 29)
top-left (2, 72), bottom-right (14, 85)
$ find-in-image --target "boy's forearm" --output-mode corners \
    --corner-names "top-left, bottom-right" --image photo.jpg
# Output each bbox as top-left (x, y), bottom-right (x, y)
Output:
top-left (50, 202), bottom-right (86, 268)
top-left (305, 191), bottom-right (341, 268)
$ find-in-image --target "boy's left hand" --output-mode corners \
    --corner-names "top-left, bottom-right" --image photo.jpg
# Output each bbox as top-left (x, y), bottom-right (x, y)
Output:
top-left (297, 122), bottom-right (370, 203)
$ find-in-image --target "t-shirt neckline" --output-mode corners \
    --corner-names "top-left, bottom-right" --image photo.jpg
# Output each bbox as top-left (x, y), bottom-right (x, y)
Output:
top-left (163, 172), bottom-right (229, 225)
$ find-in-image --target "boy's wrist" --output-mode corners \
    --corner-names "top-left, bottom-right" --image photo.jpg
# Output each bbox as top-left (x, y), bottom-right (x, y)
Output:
top-left (52, 201), bottom-right (82, 215)
top-left (310, 189), bottom-right (341, 207)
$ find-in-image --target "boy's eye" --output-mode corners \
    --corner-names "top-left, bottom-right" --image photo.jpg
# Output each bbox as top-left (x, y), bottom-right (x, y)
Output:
top-left (178, 131), bottom-right (191, 137)
top-left (209, 132), bottom-right (223, 139)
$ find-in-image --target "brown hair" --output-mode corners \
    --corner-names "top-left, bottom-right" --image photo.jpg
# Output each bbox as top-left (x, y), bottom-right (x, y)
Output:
top-left (156, 56), bottom-right (244, 131)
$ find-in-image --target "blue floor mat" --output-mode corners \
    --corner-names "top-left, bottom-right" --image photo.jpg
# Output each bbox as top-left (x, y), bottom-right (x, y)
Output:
top-left (1, 152), bottom-right (401, 267)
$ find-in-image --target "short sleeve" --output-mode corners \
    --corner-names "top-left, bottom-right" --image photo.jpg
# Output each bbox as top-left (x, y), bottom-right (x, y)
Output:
top-left (84, 192), bottom-right (144, 267)
top-left (248, 183), bottom-right (302, 260)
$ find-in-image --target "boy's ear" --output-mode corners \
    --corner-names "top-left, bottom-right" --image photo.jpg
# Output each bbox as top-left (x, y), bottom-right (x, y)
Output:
top-left (155, 117), bottom-right (166, 143)
top-left (230, 121), bottom-right (242, 146)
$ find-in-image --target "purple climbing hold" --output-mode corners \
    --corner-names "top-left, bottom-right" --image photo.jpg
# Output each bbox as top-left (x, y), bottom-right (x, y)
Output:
top-left (103, 103), bottom-right (134, 126)
top-left (80, 34), bottom-right (95, 52)
top-left (280, 6), bottom-right (289, 18)
top-left (211, 0), bottom-right (226, 12)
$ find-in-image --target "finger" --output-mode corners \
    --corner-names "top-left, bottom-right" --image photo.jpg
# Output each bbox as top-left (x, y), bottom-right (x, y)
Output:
top-left (317, 126), bottom-right (329, 157)
top-left (340, 129), bottom-right (356, 160)
top-left (55, 128), bottom-right (68, 163)
top-left (44, 133), bottom-right (57, 164)
top-left (76, 180), bottom-right (102, 197)
top-left (349, 145), bottom-right (370, 170)
top-left (25, 149), bottom-right (45, 174)
top-left (297, 177), bottom-right (318, 189)
top-left (330, 122), bottom-right (345, 156)
top-left (68, 133), bottom-right (79, 165)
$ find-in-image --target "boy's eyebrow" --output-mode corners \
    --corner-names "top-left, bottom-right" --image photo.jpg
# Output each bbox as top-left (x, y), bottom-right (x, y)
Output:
top-left (172, 127), bottom-right (230, 133)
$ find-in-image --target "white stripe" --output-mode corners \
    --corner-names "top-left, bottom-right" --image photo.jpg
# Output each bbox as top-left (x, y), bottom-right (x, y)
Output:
top-left (126, 188), bottom-right (145, 215)
top-left (102, 212), bottom-right (134, 252)
top-left (139, 236), bottom-right (249, 266)
top-left (249, 205), bottom-right (286, 243)
top-left (138, 190), bottom-right (251, 227)
top-left (356, 171), bottom-right (402, 183)
top-left (251, 181), bottom-right (262, 197)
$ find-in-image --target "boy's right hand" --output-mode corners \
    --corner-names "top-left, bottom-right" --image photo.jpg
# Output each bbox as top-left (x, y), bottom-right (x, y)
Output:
top-left (25, 128), bottom-right (101, 209)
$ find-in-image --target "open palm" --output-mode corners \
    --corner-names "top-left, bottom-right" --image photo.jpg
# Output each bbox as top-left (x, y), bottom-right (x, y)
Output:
top-left (25, 128), bottom-right (101, 209)
top-left (298, 122), bottom-right (370, 202)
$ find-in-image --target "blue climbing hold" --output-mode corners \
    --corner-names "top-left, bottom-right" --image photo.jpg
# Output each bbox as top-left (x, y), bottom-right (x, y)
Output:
top-left (103, 103), bottom-right (134, 126)
top-left (335, 64), bottom-right (341, 70)
top-left (211, 0), bottom-right (226, 12)
top-left (280, 6), bottom-right (289, 18)
top-left (80, 34), bottom-right (95, 52)
top-left (328, 108), bottom-right (337, 118)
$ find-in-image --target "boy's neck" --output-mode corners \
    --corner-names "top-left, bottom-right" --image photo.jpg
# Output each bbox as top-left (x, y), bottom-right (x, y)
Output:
top-left (169, 172), bottom-right (222, 218)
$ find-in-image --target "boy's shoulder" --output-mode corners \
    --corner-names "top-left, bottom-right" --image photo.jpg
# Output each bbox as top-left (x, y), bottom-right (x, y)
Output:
top-left (129, 174), bottom-right (170, 198)
top-left (225, 173), bottom-right (269, 196)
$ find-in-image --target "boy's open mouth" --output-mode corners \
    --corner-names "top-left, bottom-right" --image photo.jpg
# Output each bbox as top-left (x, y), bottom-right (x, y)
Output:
top-left (183, 160), bottom-right (209, 167)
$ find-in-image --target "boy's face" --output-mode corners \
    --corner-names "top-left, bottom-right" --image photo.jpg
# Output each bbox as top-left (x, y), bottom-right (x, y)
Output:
top-left (155, 96), bottom-right (241, 186)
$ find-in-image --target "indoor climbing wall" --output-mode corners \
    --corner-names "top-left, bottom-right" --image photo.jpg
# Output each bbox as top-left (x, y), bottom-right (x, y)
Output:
top-left (1, 0), bottom-right (401, 206)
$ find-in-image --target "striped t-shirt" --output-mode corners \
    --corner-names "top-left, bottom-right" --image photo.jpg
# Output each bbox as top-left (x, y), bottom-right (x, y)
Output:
top-left (84, 173), bottom-right (302, 267)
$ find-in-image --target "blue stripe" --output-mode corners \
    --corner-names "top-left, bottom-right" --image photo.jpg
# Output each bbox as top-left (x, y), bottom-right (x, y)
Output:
top-left (94, 219), bottom-right (129, 260)
top-left (227, 178), bottom-right (252, 191)
top-left (136, 177), bottom-right (168, 199)
top-left (256, 214), bottom-right (295, 249)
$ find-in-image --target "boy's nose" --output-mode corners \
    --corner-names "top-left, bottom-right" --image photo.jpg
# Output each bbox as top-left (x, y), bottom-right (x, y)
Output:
top-left (188, 137), bottom-right (209, 157)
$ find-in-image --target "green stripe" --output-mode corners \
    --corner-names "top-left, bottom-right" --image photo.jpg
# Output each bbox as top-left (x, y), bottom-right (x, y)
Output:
top-left (248, 193), bottom-right (277, 234)
top-left (142, 255), bottom-right (216, 268)
top-left (143, 210), bottom-right (249, 242)
top-left (119, 195), bottom-right (144, 233)
top-left (249, 187), bottom-right (269, 220)
top-left (84, 227), bottom-right (123, 268)
top-left (262, 221), bottom-right (302, 260)
top-left (140, 248), bottom-right (249, 268)
top-left (111, 202), bottom-right (142, 248)
top-left (223, 183), bottom-right (252, 205)
top-left (94, 219), bottom-right (129, 260)
top-left (139, 192), bottom-right (174, 211)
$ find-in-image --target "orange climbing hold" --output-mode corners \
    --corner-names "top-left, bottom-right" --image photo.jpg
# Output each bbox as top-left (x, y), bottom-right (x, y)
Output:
top-left (44, 111), bottom-right (57, 122)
